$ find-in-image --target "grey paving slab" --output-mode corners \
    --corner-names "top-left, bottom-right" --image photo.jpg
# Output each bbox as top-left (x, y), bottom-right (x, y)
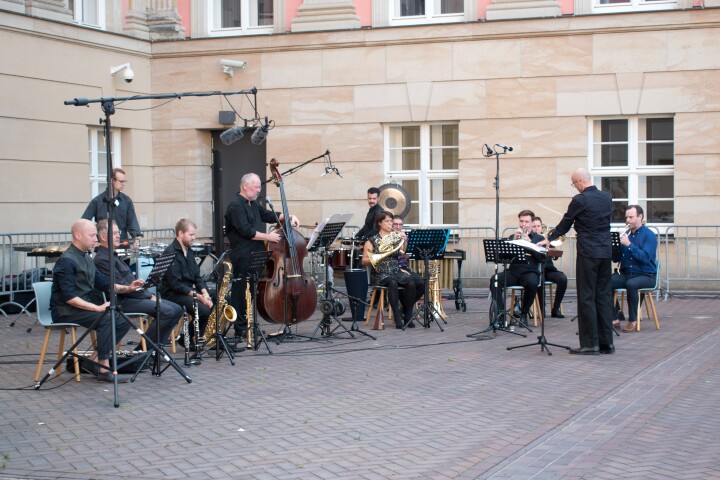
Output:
top-left (1, 291), bottom-right (719, 479)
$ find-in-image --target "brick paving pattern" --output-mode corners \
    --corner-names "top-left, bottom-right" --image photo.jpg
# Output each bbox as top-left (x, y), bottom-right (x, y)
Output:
top-left (0, 290), bottom-right (718, 479)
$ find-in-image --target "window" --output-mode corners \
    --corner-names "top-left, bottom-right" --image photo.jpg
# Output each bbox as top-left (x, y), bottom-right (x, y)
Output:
top-left (209, 0), bottom-right (273, 36)
top-left (390, 0), bottom-right (464, 25)
top-left (589, 117), bottom-right (674, 226)
top-left (69, 0), bottom-right (105, 29)
top-left (88, 128), bottom-right (121, 198)
top-left (386, 124), bottom-right (459, 226)
top-left (592, 0), bottom-right (677, 14)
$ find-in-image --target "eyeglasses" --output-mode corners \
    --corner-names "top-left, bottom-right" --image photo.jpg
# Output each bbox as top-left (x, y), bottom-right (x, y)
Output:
top-left (114, 179), bottom-right (128, 184)
top-left (570, 180), bottom-right (579, 187)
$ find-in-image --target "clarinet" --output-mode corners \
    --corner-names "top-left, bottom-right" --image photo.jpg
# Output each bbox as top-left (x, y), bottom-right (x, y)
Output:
top-left (192, 290), bottom-right (202, 357)
top-left (182, 306), bottom-right (191, 366)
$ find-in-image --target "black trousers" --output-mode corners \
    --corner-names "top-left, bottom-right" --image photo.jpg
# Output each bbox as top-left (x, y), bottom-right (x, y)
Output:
top-left (490, 270), bottom-right (539, 315)
top-left (542, 268), bottom-right (568, 312)
top-left (576, 255), bottom-right (614, 349)
top-left (162, 293), bottom-right (210, 341)
top-left (56, 308), bottom-right (130, 360)
top-left (118, 296), bottom-right (183, 345)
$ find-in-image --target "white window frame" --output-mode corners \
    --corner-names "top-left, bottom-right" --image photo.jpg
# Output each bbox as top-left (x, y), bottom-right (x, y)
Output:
top-left (70, 0), bottom-right (105, 29)
top-left (389, 0), bottom-right (465, 26)
top-left (591, 0), bottom-right (677, 14)
top-left (89, 127), bottom-right (121, 198)
top-left (384, 123), bottom-right (460, 227)
top-left (208, 0), bottom-right (274, 37)
top-left (587, 116), bottom-right (674, 231)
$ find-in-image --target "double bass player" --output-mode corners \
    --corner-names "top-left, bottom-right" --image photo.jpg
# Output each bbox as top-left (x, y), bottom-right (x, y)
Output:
top-left (224, 173), bottom-right (299, 338)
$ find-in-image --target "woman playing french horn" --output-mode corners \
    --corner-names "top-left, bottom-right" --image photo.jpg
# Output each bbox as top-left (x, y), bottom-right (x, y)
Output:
top-left (362, 211), bottom-right (420, 329)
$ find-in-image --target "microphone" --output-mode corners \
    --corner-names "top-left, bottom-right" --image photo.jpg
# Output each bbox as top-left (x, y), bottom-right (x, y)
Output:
top-left (265, 195), bottom-right (273, 207)
top-left (496, 144), bottom-right (514, 152)
top-left (220, 125), bottom-right (246, 146)
top-left (485, 144), bottom-right (494, 155)
top-left (251, 123), bottom-right (269, 145)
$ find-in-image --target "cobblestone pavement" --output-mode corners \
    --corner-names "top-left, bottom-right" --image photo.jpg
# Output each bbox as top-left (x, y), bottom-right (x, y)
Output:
top-left (1, 290), bottom-right (718, 479)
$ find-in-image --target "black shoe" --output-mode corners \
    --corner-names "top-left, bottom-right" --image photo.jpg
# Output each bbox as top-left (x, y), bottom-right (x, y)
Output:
top-left (407, 321), bottom-right (416, 328)
top-left (81, 361), bottom-right (99, 376)
top-left (569, 346), bottom-right (600, 355)
top-left (599, 345), bottom-right (616, 354)
top-left (551, 309), bottom-right (565, 319)
top-left (395, 320), bottom-right (404, 329)
top-left (96, 372), bottom-right (130, 383)
top-left (617, 311), bottom-right (625, 321)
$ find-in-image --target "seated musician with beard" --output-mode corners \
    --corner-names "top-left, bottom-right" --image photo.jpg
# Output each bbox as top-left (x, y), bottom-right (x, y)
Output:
top-left (362, 211), bottom-right (423, 329)
top-left (94, 219), bottom-right (183, 349)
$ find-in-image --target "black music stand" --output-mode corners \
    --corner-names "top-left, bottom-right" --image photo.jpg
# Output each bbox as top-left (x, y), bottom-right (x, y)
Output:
top-left (507, 244), bottom-right (570, 355)
top-left (406, 228), bottom-right (449, 331)
top-left (467, 240), bottom-right (530, 340)
top-left (309, 221), bottom-right (355, 339)
top-left (244, 250), bottom-right (274, 353)
top-left (128, 252), bottom-right (194, 378)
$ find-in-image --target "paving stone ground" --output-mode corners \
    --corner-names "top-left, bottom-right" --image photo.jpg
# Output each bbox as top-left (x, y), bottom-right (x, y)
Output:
top-left (0, 289), bottom-right (718, 479)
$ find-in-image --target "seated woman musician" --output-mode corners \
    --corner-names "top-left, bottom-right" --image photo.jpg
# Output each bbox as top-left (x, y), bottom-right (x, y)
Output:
top-left (362, 211), bottom-right (421, 329)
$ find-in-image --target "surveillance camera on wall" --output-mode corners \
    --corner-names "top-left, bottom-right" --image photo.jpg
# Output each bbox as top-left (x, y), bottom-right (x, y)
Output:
top-left (220, 59), bottom-right (247, 78)
top-left (111, 63), bottom-right (134, 83)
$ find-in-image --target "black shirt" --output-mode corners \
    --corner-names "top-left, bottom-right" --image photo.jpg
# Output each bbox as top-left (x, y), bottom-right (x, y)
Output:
top-left (549, 185), bottom-right (612, 259)
top-left (94, 246), bottom-right (151, 300)
top-left (82, 191), bottom-right (142, 241)
top-left (356, 204), bottom-right (384, 240)
top-left (51, 244), bottom-right (110, 319)
top-left (224, 194), bottom-right (278, 263)
top-left (159, 239), bottom-right (208, 297)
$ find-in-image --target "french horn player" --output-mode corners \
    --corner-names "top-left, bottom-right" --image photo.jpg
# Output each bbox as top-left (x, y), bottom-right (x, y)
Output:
top-left (362, 211), bottom-right (423, 329)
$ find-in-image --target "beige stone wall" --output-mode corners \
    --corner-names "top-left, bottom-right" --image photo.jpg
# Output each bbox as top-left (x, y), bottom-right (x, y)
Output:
top-left (1, 9), bottom-right (720, 240)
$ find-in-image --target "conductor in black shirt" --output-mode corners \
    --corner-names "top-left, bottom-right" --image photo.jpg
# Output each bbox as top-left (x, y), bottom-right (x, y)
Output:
top-left (224, 173), bottom-right (298, 336)
top-left (355, 187), bottom-right (383, 241)
top-left (545, 168), bottom-right (614, 355)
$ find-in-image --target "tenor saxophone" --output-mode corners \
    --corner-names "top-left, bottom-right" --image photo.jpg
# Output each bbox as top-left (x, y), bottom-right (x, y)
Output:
top-left (203, 259), bottom-right (237, 349)
top-left (246, 281), bottom-right (254, 349)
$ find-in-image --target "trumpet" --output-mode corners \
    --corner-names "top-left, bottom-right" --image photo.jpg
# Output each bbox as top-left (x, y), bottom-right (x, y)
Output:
top-left (619, 224), bottom-right (631, 237)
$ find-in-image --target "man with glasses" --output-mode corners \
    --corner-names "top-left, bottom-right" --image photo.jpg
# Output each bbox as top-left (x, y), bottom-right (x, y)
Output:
top-left (82, 168), bottom-right (142, 246)
top-left (544, 168), bottom-right (614, 355)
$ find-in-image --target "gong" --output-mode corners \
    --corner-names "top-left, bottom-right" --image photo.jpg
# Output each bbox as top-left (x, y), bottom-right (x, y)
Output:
top-left (377, 183), bottom-right (411, 218)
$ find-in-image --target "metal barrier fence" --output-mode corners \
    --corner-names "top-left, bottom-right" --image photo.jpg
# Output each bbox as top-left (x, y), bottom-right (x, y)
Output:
top-left (0, 228), bottom-right (175, 316)
top-left (663, 226), bottom-right (720, 295)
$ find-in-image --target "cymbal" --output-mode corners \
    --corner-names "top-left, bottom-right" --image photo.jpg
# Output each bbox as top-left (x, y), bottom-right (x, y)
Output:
top-left (378, 183), bottom-right (411, 218)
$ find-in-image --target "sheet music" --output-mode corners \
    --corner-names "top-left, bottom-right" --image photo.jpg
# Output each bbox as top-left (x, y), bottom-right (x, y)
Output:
top-left (508, 239), bottom-right (548, 254)
top-left (306, 213), bottom-right (353, 250)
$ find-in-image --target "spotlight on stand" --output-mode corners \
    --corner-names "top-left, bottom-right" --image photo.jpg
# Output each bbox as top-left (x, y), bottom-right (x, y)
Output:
top-left (251, 121), bottom-right (270, 146)
top-left (220, 125), bottom-right (247, 145)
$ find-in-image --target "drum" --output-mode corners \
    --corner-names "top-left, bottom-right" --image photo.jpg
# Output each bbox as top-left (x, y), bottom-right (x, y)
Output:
top-left (330, 249), bottom-right (351, 270)
top-left (344, 268), bottom-right (369, 322)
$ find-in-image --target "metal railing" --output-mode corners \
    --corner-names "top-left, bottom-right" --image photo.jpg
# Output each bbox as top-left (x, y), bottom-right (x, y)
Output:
top-left (0, 228), bottom-right (175, 316)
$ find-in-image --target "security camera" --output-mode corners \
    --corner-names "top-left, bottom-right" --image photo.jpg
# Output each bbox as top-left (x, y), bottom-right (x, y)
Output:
top-left (220, 59), bottom-right (247, 78)
top-left (111, 63), bottom-right (134, 83)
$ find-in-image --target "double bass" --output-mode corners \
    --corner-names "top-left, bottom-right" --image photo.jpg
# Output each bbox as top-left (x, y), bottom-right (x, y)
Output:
top-left (256, 159), bottom-right (317, 324)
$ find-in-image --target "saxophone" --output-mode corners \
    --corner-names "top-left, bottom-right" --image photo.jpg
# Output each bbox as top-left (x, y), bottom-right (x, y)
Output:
top-left (246, 281), bottom-right (253, 349)
top-left (203, 259), bottom-right (237, 349)
top-left (428, 260), bottom-right (448, 320)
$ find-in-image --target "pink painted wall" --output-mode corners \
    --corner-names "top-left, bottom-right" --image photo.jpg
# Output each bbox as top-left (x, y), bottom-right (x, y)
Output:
top-left (286, 0), bottom-right (303, 31)
top-left (355, 0), bottom-right (373, 26)
top-left (178, 0), bottom-right (191, 37)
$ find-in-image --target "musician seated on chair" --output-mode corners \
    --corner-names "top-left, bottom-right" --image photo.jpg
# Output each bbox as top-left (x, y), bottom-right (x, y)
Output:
top-left (50, 219), bottom-right (143, 383)
top-left (611, 205), bottom-right (657, 333)
top-left (531, 216), bottom-right (567, 318)
top-left (94, 219), bottom-right (183, 349)
top-left (362, 211), bottom-right (422, 329)
top-left (391, 214), bottom-right (425, 302)
top-left (159, 219), bottom-right (212, 347)
top-left (489, 209), bottom-right (544, 327)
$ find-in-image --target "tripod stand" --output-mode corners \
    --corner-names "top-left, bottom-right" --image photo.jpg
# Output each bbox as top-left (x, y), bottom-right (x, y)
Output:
top-left (405, 229), bottom-right (450, 331)
top-left (507, 245), bottom-right (570, 356)
top-left (308, 221), bottom-right (356, 339)
top-left (467, 240), bottom-right (530, 340)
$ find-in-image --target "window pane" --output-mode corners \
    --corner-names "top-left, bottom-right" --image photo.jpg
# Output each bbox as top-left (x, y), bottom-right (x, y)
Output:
top-left (222, 0), bottom-right (241, 28)
top-left (594, 119), bottom-right (628, 167)
top-left (402, 180), bottom-right (420, 224)
top-left (437, 0), bottom-right (464, 13)
top-left (430, 125), bottom-right (458, 170)
top-left (430, 124), bottom-right (458, 146)
top-left (402, 126), bottom-right (421, 147)
top-left (430, 178), bottom-right (458, 201)
top-left (642, 143), bottom-right (674, 166)
top-left (600, 176), bottom-right (628, 223)
top-left (640, 118), bottom-right (674, 166)
top-left (253, 0), bottom-right (273, 26)
top-left (399, 0), bottom-right (425, 16)
top-left (601, 120), bottom-right (628, 142)
top-left (646, 200), bottom-right (674, 223)
top-left (645, 118), bottom-right (673, 141)
top-left (82, 0), bottom-right (99, 25)
top-left (389, 126), bottom-right (421, 171)
top-left (598, 144), bottom-right (628, 167)
top-left (429, 179), bottom-right (458, 224)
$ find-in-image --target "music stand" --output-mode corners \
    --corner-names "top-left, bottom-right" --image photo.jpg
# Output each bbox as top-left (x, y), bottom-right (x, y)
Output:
top-left (309, 221), bottom-right (355, 339)
top-left (467, 240), bottom-right (529, 340)
top-left (406, 229), bottom-right (449, 331)
top-left (507, 244), bottom-right (571, 355)
top-left (128, 252), bottom-right (194, 378)
top-left (245, 250), bottom-right (274, 353)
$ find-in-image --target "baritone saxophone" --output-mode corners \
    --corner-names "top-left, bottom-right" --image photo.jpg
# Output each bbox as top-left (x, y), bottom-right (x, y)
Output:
top-left (203, 259), bottom-right (237, 349)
